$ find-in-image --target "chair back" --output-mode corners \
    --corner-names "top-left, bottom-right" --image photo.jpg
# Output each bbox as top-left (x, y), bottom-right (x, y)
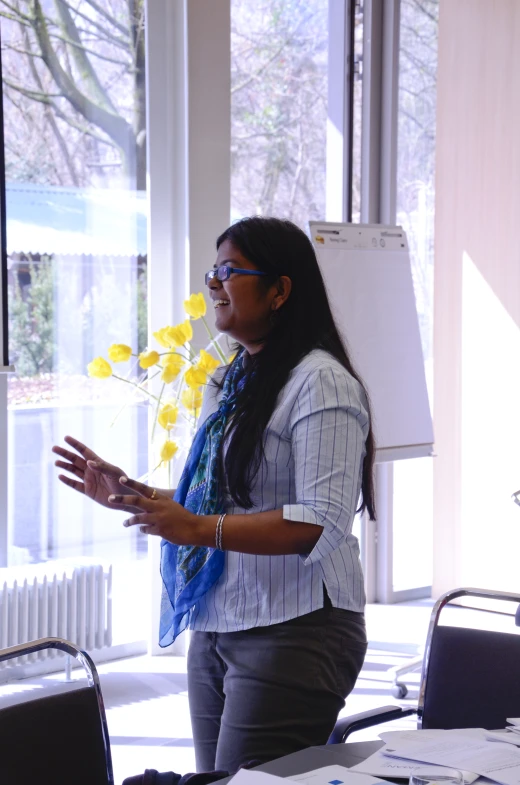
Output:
top-left (419, 588), bottom-right (520, 730)
top-left (0, 637), bottom-right (113, 785)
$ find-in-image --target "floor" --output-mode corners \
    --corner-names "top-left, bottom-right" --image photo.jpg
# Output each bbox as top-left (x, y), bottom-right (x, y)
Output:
top-left (2, 598), bottom-right (519, 784)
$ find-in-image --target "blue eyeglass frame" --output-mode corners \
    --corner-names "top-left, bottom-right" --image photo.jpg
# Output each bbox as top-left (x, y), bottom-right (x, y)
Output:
top-left (205, 266), bottom-right (269, 285)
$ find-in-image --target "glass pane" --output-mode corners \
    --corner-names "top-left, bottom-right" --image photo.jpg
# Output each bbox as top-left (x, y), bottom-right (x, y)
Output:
top-left (230, 0), bottom-right (329, 228)
top-left (351, 4), bottom-right (363, 223)
top-left (1, 1), bottom-right (148, 648)
top-left (392, 0), bottom-right (438, 592)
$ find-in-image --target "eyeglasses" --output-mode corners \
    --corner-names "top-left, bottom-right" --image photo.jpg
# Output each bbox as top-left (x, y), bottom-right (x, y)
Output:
top-left (205, 266), bottom-right (268, 285)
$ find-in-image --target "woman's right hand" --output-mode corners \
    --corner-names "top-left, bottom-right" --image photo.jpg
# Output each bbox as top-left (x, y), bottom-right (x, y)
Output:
top-left (52, 435), bottom-right (140, 513)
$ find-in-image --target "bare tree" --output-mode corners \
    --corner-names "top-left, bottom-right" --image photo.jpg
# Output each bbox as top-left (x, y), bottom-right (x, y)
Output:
top-left (397, 0), bottom-right (439, 362)
top-left (231, 0), bottom-right (328, 229)
top-left (1, 0), bottom-right (145, 188)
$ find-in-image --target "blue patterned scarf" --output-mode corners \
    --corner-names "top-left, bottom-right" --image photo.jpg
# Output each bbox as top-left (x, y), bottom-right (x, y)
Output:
top-left (159, 350), bottom-right (247, 646)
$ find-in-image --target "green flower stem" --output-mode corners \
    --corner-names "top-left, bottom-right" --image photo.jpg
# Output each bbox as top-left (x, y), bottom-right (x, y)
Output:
top-left (201, 316), bottom-right (227, 364)
top-left (112, 373), bottom-right (161, 403)
top-left (108, 383), bottom-right (142, 428)
top-left (151, 382), bottom-right (166, 443)
top-left (150, 459), bottom-right (162, 479)
top-left (160, 349), bottom-right (190, 361)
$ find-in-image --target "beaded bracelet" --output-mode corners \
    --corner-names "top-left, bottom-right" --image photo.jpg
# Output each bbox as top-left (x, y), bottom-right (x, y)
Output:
top-left (215, 513), bottom-right (226, 551)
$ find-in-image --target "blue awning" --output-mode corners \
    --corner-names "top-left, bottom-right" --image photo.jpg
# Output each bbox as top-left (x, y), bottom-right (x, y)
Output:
top-left (6, 183), bottom-right (147, 257)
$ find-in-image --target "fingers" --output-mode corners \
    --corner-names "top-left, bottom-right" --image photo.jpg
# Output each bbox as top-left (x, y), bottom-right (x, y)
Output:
top-left (108, 502), bottom-right (145, 514)
top-left (57, 474), bottom-right (85, 494)
top-left (63, 435), bottom-right (98, 461)
top-left (140, 526), bottom-right (156, 535)
top-left (118, 475), bottom-right (153, 498)
top-left (52, 446), bottom-right (87, 468)
top-left (122, 513), bottom-right (150, 527)
top-left (123, 516), bottom-right (159, 536)
top-left (86, 459), bottom-right (120, 476)
top-left (54, 460), bottom-right (84, 479)
top-left (108, 494), bottom-right (155, 511)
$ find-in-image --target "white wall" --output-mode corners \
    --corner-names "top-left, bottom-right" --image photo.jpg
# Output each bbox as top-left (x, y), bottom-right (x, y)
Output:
top-left (433, 0), bottom-right (520, 595)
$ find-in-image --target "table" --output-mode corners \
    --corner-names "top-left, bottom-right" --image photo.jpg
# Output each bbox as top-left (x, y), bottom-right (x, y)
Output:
top-left (218, 740), bottom-right (384, 784)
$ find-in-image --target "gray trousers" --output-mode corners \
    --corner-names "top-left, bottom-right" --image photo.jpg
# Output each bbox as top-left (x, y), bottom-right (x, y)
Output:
top-left (187, 597), bottom-right (367, 773)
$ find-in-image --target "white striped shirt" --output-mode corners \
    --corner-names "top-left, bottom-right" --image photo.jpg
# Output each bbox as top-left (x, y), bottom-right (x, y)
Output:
top-left (189, 349), bottom-right (368, 632)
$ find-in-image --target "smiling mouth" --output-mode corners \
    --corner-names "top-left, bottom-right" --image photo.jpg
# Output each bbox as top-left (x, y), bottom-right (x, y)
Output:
top-left (214, 300), bottom-right (230, 308)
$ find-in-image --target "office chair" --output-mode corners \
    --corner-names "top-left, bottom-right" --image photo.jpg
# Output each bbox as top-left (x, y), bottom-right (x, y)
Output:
top-left (328, 587), bottom-right (520, 743)
top-left (0, 636), bottom-right (114, 785)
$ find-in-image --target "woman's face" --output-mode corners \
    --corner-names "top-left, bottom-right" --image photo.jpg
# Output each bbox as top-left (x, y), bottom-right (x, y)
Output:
top-left (207, 239), bottom-right (282, 352)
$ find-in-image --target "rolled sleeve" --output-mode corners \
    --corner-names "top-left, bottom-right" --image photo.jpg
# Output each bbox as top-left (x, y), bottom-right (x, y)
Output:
top-left (282, 367), bottom-right (369, 566)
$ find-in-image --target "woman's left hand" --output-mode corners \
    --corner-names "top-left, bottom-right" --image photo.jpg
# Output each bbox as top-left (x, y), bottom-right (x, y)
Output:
top-left (108, 477), bottom-right (196, 544)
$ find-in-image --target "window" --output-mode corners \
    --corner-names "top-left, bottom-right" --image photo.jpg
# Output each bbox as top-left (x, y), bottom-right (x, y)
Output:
top-left (392, 0), bottom-right (438, 592)
top-left (1, 0), bottom-right (148, 648)
top-left (230, 0), bottom-right (329, 228)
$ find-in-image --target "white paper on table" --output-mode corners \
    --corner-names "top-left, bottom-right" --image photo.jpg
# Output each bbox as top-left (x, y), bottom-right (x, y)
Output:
top-left (383, 735), bottom-right (520, 785)
top-left (380, 730), bottom-right (483, 747)
top-left (289, 764), bottom-right (389, 785)
top-left (228, 770), bottom-right (291, 785)
top-left (507, 721), bottom-right (520, 727)
top-left (349, 747), bottom-right (479, 783)
top-left (486, 732), bottom-right (520, 747)
top-left (228, 767), bottom-right (388, 785)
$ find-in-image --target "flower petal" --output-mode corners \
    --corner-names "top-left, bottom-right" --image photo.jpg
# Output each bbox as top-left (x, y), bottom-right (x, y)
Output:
top-left (139, 350), bottom-right (160, 369)
top-left (197, 349), bottom-right (220, 374)
top-left (184, 292), bottom-right (207, 319)
top-left (107, 344), bottom-right (132, 363)
top-left (184, 366), bottom-right (207, 390)
top-left (160, 439), bottom-right (179, 463)
top-left (87, 357), bottom-right (112, 379)
top-left (158, 402), bottom-right (179, 430)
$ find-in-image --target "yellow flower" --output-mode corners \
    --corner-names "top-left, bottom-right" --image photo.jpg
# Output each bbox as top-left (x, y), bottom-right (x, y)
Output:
top-left (107, 344), bottom-right (132, 363)
top-left (160, 439), bottom-right (179, 463)
top-left (168, 320), bottom-right (193, 346)
top-left (184, 292), bottom-right (207, 319)
top-left (161, 353), bottom-right (185, 384)
top-left (197, 349), bottom-right (220, 374)
top-left (158, 402), bottom-right (179, 430)
top-left (228, 352), bottom-right (237, 364)
top-left (184, 365), bottom-right (207, 390)
top-left (153, 326), bottom-right (174, 348)
top-left (139, 350), bottom-right (160, 369)
top-left (181, 387), bottom-right (203, 418)
top-left (87, 357), bottom-right (112, 379)
top-left (153, 320), bottom-right (193, 348)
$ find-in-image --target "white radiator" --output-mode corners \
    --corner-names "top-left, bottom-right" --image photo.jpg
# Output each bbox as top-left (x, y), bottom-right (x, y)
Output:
top-left (0, 562), bottom-right (112, 667)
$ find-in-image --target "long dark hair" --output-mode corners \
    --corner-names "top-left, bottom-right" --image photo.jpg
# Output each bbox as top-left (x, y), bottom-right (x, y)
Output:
top-left (216, 216), bottom-right (376, 520)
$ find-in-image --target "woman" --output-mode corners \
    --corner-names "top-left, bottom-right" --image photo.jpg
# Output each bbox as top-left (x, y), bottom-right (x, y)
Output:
top-left (53, 217), bottom-right (376, 775)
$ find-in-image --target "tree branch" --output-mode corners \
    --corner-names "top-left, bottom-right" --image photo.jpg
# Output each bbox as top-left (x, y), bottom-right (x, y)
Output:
top-left (49, 103), bottom-right (117, 146)
top-left (3, 43), bottom-right (43, 58)
top-left (231, 14), bottom-right (310, 95)
top-left (2, 78), bottom-right (62, 102)
top-left (82, 0), bottom-right (130, 35)
top-left (53, 0), bottom-right (118, 114)
top-left (61, 0), bottom-right (129, 36)
top-left (45, 30), bottom-right (130, 66)
top-left (408, 0), bottom-right (438, 24)
top-left (30, 0), bottom-right (134, 155)
top-left (71, 22), bottom-right (129, 49)
top-left (0, 9), bottom-right (32, 27)
top-left (0, 0), bottom-right (32, 23)
top-left (20, 19), bottom-right (79, 186)
top-left (3, 77), bottom-right (117, 147)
